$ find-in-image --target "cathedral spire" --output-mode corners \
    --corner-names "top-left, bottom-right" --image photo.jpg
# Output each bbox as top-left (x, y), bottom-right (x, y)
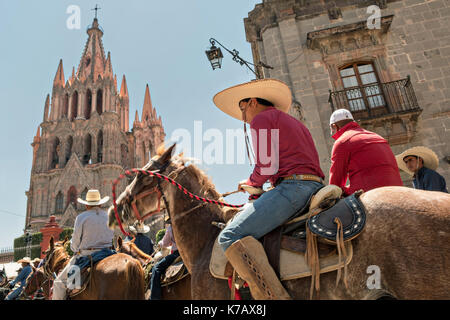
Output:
top-left (133, 110), bottom-right (141, 128)
top-left (142, 84), bottom-right (154, 122)
top-left (104, 52), bottom-right (113, 79)
top-left (34, 126), bottom-right (40, 140)
top-left (69, 66), bottom-right (75, 85)
top-left (53, 59), bottom-right (65, 87)
top-left (120, 75), bottom-right (128, 97)
top-left (76, 17), bottom-right (106, 82)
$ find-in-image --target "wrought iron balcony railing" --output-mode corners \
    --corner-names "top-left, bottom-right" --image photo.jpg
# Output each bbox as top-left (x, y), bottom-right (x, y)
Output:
top-left (329, 76), bottom-right (421, 120)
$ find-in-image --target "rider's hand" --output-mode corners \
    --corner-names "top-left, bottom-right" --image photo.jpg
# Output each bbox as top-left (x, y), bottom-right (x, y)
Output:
top-left (8, 282), bottom-right (14, 289)
top-left (237, 180), bottom-right (248, 192)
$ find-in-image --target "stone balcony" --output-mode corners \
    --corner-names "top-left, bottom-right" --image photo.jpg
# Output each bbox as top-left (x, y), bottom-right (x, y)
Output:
top-left (329, 76), bottom-right (422, 145)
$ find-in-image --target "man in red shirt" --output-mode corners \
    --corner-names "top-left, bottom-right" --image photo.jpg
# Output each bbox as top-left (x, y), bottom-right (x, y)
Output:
top-left (329, 109), bottom-right (403, 196)
top-left (213, 79), bottom-right (325, 300)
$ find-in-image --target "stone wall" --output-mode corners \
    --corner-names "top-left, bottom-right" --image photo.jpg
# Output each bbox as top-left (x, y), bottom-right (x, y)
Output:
top-left (245, 0), bottom-right (450, 186)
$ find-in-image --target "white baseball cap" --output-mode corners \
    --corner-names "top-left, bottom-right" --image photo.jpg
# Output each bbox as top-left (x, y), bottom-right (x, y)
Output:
top-left (329, 109), bottom-right (354, 125)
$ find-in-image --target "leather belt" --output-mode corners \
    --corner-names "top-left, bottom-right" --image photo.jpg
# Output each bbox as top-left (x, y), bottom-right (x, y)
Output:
top-left (83, 246), bottom-right (114, 251)
top-left (279, 174), bottom-right (324, 185)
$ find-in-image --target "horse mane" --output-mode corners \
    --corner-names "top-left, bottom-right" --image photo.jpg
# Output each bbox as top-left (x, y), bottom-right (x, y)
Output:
top-left (49, 242), bottom-right (70, 272)
top-left (170, 154), bottom-right (240, 222)
top-left (128, 241), bottom-right (152, 261)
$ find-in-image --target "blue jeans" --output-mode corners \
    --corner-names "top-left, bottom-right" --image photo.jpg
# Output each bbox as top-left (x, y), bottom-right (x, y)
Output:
top-left (5, 286), bottom-right (23, 300)
top-left (218, 179), bottom-right (323, 251)
top-left (149, 250), bottom-right (180, 300)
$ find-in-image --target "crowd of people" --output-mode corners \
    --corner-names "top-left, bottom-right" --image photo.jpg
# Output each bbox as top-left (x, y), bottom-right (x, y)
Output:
top-left (3, 78), bottom-right (447, 300)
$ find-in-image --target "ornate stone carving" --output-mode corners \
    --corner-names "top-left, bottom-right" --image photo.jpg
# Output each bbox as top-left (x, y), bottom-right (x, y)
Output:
top-left (306, 15), bottom-right (393, 55)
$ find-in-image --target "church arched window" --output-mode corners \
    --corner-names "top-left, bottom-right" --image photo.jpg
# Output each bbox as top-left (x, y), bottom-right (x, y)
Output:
top-left (65, 136), bottom-right (73, 165)
top-left (50, 137), bottom-right (60, 169)
top-left (62, 93), bottom-right (69, 118)
top-left (85, 89), bottom-right (92, 119)
top-left (83, 134), bottom-right (92, 165)
top-left (67, 186), bottom-right (77, 208)
top-left (97, 89), bottom-right (103, 115)
top-left (70, 91), bottom-right (78, 121)
top-left (97, 130), bottom-right (103, 163)
top-left (55, 192), bottom-right (64, 214)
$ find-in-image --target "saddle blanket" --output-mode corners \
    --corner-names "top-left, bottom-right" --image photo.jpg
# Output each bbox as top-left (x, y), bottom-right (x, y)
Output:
top-left (209, 236), bottom-right (352, 281)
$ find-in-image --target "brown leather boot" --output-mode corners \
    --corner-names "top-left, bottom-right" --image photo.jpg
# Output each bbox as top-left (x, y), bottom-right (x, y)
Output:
top-left (224, 236), bottom-right (291, 300)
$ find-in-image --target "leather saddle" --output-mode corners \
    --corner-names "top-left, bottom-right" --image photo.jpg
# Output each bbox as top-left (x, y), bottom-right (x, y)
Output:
top-left (143, 254), bottom-right (189, 289)
top-left (161, 256), bottom-right (189, 287)
top-left (209, 185), bottom-right (366, 285)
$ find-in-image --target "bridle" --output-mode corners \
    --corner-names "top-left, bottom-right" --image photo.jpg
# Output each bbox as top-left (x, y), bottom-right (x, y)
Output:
top-left (112, 160), bottom-right (245, 237)
top-left (22, 267), bottom-right (51, 300)
top-left (130, 186), bottom-right (163, 221)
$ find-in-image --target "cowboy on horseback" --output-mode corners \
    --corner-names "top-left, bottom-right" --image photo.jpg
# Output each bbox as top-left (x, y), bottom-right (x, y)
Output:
top-left (4, 257), bottom-right (33, 300)
top-left (213, 79), bottom-right (325, 300)
top-left (149, 216), bottom-right (180, 300)
top-left (52, 189), bottom-right (114, 300)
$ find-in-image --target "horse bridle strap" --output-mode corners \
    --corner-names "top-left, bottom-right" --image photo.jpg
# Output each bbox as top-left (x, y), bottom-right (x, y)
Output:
top-left (131, 186), bottom-right (162, 221)
top-left (112, 167), bottom-right (246, 237)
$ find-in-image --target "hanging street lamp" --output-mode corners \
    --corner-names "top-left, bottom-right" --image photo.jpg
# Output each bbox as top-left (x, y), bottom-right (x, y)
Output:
top-left (205, 38), bottom-right (273, 79)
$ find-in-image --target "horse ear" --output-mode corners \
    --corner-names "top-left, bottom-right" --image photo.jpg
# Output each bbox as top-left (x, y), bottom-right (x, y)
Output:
top-left (158, 143), bottom-right (177, 164)
top-left (117, 236), bottom-right (123, 249)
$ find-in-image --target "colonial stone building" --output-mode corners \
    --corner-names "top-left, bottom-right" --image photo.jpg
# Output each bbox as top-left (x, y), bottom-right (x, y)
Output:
top-left (245, 0), bottom-right (450, 185)
top-left (25, 18), bottom-right (165, 231)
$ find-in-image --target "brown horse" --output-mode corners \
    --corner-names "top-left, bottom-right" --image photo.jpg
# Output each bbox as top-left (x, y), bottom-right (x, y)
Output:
top-left (42, 238), bottom-right (145, 300)
top-left (22, 266), bottom-right (52, 299)
top-left (115, 237), bottom-right (191, 299)
top-left (109, 144), bottom-right (450, 300)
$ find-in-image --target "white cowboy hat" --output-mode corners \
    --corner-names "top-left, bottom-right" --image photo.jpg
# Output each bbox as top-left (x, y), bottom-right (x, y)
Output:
top-left (213, 78), bottom-right (292, 121)
top-left (129, 221), bottom-right (150, 234)
top-left (396, 146), bottom-right (439, 176)
top-left (77, 189), bottom-right (109, 206)
top-left (17, 257), bottom-right (31, 264)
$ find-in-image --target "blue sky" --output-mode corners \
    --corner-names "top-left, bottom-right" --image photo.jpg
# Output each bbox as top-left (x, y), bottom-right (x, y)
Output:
top-left (0, 1), bottom-right (262, 248)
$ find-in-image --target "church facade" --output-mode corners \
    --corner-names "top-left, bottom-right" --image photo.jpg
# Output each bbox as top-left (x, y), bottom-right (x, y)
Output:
top-left (25, 18), bottom-right (165, 231)
top-left (244, 0), bottom-right (450, 185)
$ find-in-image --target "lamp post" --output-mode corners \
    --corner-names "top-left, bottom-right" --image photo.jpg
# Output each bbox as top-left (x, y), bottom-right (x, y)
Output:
top-left (24, 225), bottom-right (32, 258)
top-left (205, 38), bottom-right (273, 79)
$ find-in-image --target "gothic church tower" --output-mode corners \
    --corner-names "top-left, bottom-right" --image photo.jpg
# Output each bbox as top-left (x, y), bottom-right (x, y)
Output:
top-left (25, 18), bottom-right (165, 230)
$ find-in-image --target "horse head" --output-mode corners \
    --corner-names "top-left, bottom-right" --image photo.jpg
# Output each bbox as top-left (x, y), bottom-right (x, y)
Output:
top-left (42, 237), bottom-right (70, 276)
top-left (115, 237), bottom-right (152, 266)
top-left (108, 143), bottom-right (178, 231)
top-left (22, 266), bottom-right (48, 299)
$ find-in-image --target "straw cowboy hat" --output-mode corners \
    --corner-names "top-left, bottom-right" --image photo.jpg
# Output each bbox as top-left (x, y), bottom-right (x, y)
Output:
top-left (129, 221), bottom-right (150, 234)
top-left (31, 258), bottom-right (41, 264)
top-left (213, 79), bottom-right (292, 121)
top-left (77, 189), bottom-right (109, 206)
top-left (396, 146), bottom-right (439, 176)
top-left (17, 257), bottom-right (31, 264)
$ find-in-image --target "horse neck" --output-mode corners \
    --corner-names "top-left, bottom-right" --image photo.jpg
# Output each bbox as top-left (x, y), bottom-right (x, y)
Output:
top-left (50, 248), bottom-right (69, 273)
top-left (165, 166), bottom-right (225, 271)
top-left (129, 244), bottom-right (151, 265)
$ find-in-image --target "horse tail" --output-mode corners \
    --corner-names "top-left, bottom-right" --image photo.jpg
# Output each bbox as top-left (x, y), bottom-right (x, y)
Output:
top-left (125, 259), bottom-right (145, 300)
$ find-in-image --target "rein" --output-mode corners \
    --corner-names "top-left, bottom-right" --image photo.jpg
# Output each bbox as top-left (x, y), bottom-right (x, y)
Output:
top-left (112, 168), bottom-right (246, 237)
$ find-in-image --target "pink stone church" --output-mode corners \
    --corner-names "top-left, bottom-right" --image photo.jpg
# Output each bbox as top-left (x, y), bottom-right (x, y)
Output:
top-left (25, 18), bottom-right (165, 231)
